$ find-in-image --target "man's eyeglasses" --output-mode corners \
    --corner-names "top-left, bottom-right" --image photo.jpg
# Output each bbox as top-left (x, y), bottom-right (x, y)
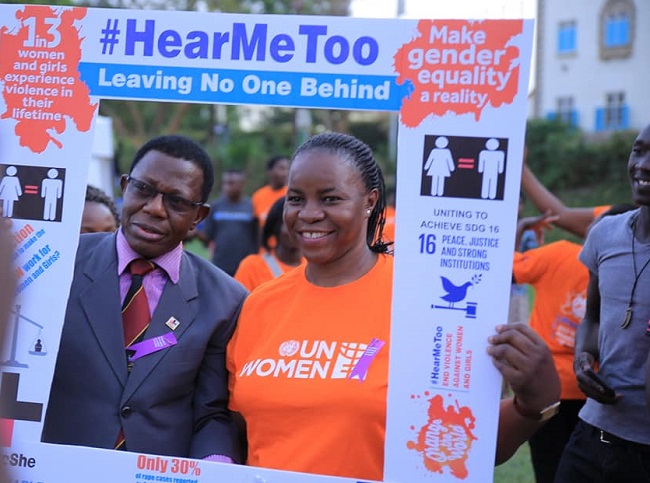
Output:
top-left (125, 176), bottom-right (204, 213)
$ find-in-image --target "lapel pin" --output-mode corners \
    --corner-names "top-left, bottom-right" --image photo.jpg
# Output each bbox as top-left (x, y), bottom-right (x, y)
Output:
top-left (165, 316), bottom-right (180, 331)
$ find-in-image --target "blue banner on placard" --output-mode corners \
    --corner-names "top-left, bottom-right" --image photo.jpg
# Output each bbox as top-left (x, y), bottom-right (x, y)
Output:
top-left (78, 62), bottom-right (413, 110)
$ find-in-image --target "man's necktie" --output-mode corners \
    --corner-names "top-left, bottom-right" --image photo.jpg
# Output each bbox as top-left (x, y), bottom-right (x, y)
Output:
top-left (122, 259), bottom-right (155, 348)
top-left (115, 258), bottom-right (155, 450)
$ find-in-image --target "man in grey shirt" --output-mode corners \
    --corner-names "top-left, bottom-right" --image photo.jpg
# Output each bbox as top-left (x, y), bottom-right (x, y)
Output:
top-left (556, 124), bottom-right (650, 482)
top-left (200, 169), bottom-right (258, 276)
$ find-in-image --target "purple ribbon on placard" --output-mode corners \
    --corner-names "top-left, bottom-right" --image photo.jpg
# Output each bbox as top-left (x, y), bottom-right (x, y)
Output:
top-left (348, 337), bottom-right (386, 382)
top-left (128, 332), bottom-right (178, 361)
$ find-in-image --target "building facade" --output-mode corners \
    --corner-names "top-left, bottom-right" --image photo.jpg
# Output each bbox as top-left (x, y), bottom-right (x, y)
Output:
top-left (534, 0), bottom-right (646, 133)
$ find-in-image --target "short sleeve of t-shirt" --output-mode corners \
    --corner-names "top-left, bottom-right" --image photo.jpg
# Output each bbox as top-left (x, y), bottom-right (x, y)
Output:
top-left (513, 246), bottom-right (551, 284)
top-left (579, 218), bottom-right (608, 274)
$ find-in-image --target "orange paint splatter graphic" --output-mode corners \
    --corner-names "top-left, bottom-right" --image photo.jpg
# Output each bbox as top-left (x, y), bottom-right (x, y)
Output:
top-left (394, 20), bottom-right (523, 127)
top-left (407, 392), bottom-right (477, 479)
top-left (0, 6), bottom-right (97, 153)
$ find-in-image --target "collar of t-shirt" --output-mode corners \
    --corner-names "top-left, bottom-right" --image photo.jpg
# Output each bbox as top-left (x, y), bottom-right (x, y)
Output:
top-left (116, 228), bottom-right (182, 315)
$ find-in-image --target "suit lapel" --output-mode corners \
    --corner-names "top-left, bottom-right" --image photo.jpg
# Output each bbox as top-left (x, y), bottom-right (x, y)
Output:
top-left (122, 252), bottom-right (198, 402)
top-left (78, 234), bottom-right (128, 386)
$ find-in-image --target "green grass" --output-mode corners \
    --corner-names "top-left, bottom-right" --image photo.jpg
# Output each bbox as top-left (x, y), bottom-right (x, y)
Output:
top-left (184, 238), bottom-right (209, 260)
top-left (493, 443), bottom-right (535, 483)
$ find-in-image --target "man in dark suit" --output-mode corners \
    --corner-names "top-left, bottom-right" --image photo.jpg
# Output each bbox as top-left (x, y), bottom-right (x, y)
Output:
top-left (42, 135), bottom-right (246, 462)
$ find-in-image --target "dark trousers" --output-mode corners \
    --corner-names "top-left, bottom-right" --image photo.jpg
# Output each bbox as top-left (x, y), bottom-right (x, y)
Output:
top-left (554, 420), bottom-right (650, 483)
top-left (529, 399), bottom-right (584, 483)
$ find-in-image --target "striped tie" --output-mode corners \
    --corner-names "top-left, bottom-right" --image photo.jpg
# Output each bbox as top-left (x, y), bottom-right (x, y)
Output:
top-left (122, 259), bottom-right (155, 348)
top-left (115, 259), bottom-right (155, 450)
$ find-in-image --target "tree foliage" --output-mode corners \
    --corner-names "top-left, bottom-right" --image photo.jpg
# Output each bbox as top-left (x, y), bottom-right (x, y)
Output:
top-left (526, 118), bottom-right (635, 191)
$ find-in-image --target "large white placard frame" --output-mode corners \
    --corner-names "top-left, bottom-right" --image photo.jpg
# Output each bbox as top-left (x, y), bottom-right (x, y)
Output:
top-left (0, 6), bottom-right (533, 482)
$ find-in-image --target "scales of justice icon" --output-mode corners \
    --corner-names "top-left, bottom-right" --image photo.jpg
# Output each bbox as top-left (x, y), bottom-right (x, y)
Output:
top-left (1, 304), bottom-right (47, 368)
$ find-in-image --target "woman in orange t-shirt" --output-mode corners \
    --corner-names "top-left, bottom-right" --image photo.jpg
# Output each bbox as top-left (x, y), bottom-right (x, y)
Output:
top-left (234, 197), bottom-right (302, 292)
top-left (227, 133), bottom-right (561, 480)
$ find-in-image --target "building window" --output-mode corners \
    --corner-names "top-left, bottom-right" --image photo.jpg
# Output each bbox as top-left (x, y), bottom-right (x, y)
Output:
top-left (557, 21), bottom-right (576, 54)
top-left (556, 97), bottom-right (577, 126)
top-left (600, 0), bottom-right (635, 59)
top-left (595, 92), bottom-right (629, 131)
top-left (604, 13), bottom-right (630, 47)
top-left (547, 97), bottom-right (578, 126)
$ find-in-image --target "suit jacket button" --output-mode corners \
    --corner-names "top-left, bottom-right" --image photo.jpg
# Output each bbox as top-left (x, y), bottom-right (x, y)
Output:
top-left (121, 406), bottom-right (132, 418)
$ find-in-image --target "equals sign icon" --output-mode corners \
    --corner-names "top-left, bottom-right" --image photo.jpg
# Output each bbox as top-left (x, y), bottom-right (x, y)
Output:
top-left (458, 158), bottom-right (475, 169)
top-left (24, 185), bottom-right (38, 195)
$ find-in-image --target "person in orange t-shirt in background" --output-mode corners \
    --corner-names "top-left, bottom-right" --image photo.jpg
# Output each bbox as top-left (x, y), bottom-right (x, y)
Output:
top-left (512, 204), bottom-right (634, 483)
top-left (234, 197), bottom-right (302, 292)
top-left (227, 132), bottom-right (562, 481)
top-left (251, 155), bottom-right (290, 228)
